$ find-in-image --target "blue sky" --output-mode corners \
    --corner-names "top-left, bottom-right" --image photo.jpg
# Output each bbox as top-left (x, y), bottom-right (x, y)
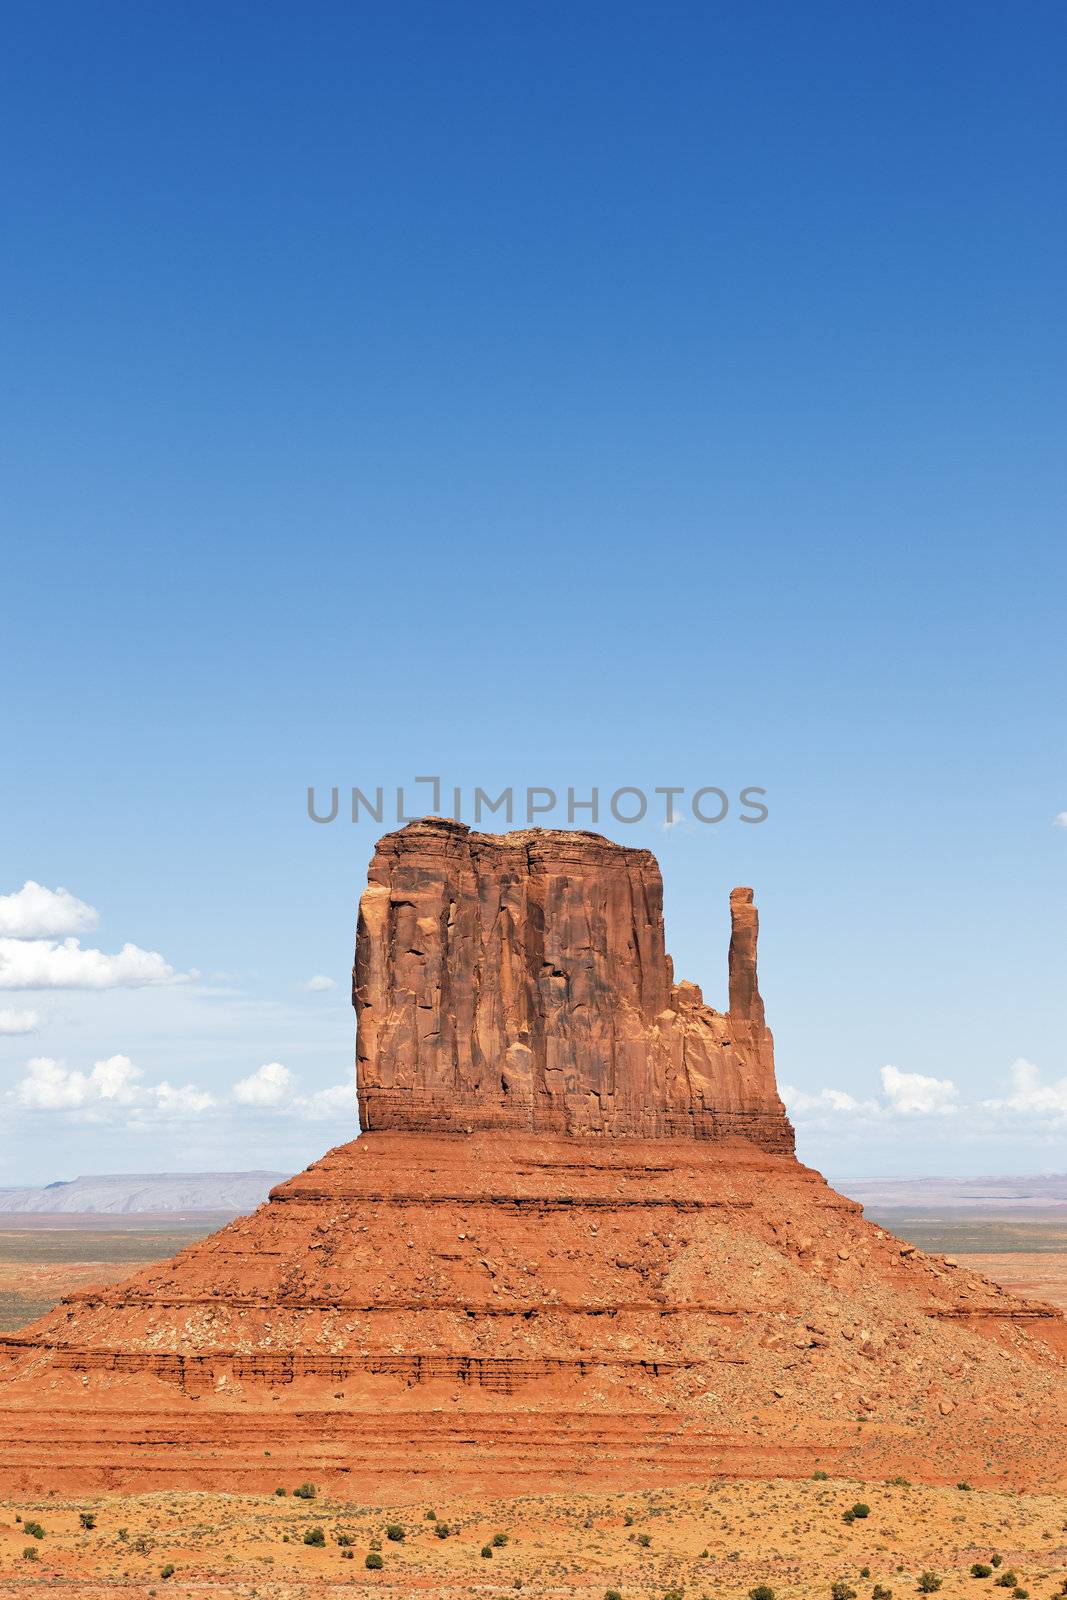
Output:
top-left (2, 2), bottom-right (1065, 1184)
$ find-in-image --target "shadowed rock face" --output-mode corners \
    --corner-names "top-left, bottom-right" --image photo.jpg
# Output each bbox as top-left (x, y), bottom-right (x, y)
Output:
top-left (354, 818), bottom-right (793, 1150)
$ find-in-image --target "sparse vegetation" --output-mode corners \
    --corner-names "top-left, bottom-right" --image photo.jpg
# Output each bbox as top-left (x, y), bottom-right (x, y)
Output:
top-left (917, 1575), bottom-right (943, 1594)
top-left (972, 1564), bottom-right (993, 1578)
top-left (303, 1526), bottom-right (325, 1546)
top-left (385, 1523), bottom-right (405, 1542)
top-left (750, 1585), bottom-right (776, 1600)
top-left (79, 1511), bottom-right (97, 1530)
top-left (364, 1550), bottom-right (383, 1569)
top-left (24, 1519), bottom-right (45, 1539)
top-left (292, 1482), bottom-right (317, 1500)
top-left (832, 1583), bottom-right (858, 1600)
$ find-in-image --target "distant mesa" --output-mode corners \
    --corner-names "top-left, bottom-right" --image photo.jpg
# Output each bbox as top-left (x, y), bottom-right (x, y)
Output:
top-left (0, 1172), bottom-right (286, 1217)
top-left (0, 818), bottom-right (1063, 1498)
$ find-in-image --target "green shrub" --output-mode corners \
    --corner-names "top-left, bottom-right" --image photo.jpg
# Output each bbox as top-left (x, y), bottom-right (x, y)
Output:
top-left (161, 1566), bottom-right (175, 1581)
top-left (24, 1521), bottom-right (45, 1540)
top-left (917, 1576), bottom-right (942, 1595)
top-left (750, 1585), bottom-right (776, 1600)
top-left (492, 1532), bottom-right (509, 1547)
top-left (991, 1558), bottom-right (1003, 1569)
top-left (481, 1544), bottom-right (493, 1558)
top-left (425, 1509), bottom-right (436, 1520)
top-left (972, 1565), bottom-right (993, 1579)
top-left (22, 1546), bottom-right (39, 1562)
top-left (1011, 1589), bottom-right (1027, 1599)
top-left (623, 1512), bottom-right (634, 1526)
top-left (336, 1532), bottom-right (354, 1547)
top-left (365, 1551), bottom-right (383, 1569)
top-left (637, 1532), bottom-right (651, 1548)
top-left (813, 1469), bottom-right (830, 1481)
top-left (843, 1510), bottom-right (856, 1525)
top-left (274, 1487), bottom-right (287, 1497)
top-left (435, 1522), bottom-right (450, 1539)
top-left (995, 1574), bottom-right (1018, 1589)
top-left (304, 1528), bottom-right (325, 1547)
top-left (832, 1583), bottom-right (857, 1600)
top-left (292, 1483), bottom-right (316, 1500)
top-left (957, 1482), bottom-right (973, 1491)
top-left (872, 1587), bottom-right (893, 1599)
top-left (851, 1503), bottom-right (871, 1519)
top-left (889, 1477), bottom-right (910, 1488)
top-left (604, 1590), bottom-right (623, 1600)
top-left (385, 1524), bottom-right (405, 1542)
top-left (79, 1512), bottom-right (97, 1530)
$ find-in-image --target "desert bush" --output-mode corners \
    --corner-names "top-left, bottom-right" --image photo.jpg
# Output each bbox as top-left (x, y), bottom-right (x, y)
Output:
top-left (79, 1512), bottom-right (96, 1530)
top-left (889, 1477), bottom-right (910, 1487)
top-left (336, 1532), bottom-right (354, 1547)
top-left (872, 1586), bottom-right (893, 1599)
top-left (22, 1546), bottom-right (39, 1562)
top-left (435, 1522), bottom-right (450, 1539)
top-left (24, 1520), bottom-right (45, 1540)
top-left (750, 1585), bottom-right (776, 1600)
top-left (604, 1590), bottom-right (622, 1600)
top-left (385, 1524), bottom-right (405, 1542)
top-left (292, 1482), bottom-right (316, 1500)
top-left (303, 1527), bottom-right (325, 1547)
top-left (1011, 1589), bottom-right (1027, 1598)
top-left (995, 1574), bottom-right (1018, 1589)
top-left (831, 1583), bottom-right (857, 1600)
top-left (972, 1564), bottom-right (993, 1578)
top-left (160, 1565), bottom-right (175, 1580)
top-left (917, 1576), bottom-right (942, 1594)
top-left (637, 1532), bottom-right (651, 1548)
top-left (365, 1551), bottom-right (383, 1569)
top-left (481, 1544), bottom-right (494, 1558)
top-left (990, 1557), bottom-right (1003, 1569)
top-left (851, 1503), bottom-right (871, 1519)
top-left (274, 1487), bottom-right (287, 1497)
top-left (492, 1532), bottom-right (509, 1547)
top-left (813, 1470), bottom-right (830, 1481)
top-left (425, 1508), bottom-right (436, 1519)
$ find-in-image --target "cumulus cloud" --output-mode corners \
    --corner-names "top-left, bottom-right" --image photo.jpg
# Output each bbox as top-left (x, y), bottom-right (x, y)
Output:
top-left (228, 1061), bottom-right (353, 1120)
top-left (880, 1064), bottom-right (958, 1115)
top-left (233, 1061), bottom-right (294, 1106)
top-left (9, 1055), bottom-right (215, 1119)
top-left (983, 1058), bottom-right (1067, 1119)
top-left (0, 1007), bottom-right (39, 1035)
top-left (781, 1085), bottom-right (878, 1116)
top-left (0, 882), bottom-right (98, 938)
top-left (293, 1080), bottom-right (353, 1119)
top-left (0, 937), bottom-right (178, 990)
top-left (1054, 812), bottom-right (1067, 828)
top-left (302, 975), bottom-right (337, 992)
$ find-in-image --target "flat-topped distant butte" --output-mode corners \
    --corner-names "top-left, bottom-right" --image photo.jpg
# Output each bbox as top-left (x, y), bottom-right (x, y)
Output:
top-left (0, 818), bottom-right (1063, 1498)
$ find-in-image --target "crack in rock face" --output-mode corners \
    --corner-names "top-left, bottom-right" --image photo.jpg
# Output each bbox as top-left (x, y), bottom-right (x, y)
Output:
top-left (354, 818), bottom-right (793, 1149)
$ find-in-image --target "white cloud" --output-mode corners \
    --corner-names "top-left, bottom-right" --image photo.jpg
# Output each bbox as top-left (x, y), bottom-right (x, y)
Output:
top-left (1054, 812), bottom-right (1067, 828)
top-left (9, 1054), bottom-right (214, 1119)
top-left (0, 882), bottom-right (98, 938)
top-left (0, 937), bottom-right (178, 990)
top-left (302, 974), bottom-right (337, 992)
top-left (0, 1007), bottom-right (39, 1035)
top-left (152, 1080), bottom-right (217, 1116)
top-left (982, 1058), bottom-right (1067, 1119)
top-left (293, 1080), bottom-right (353, 1119)
top-left (880, 1063), bottom-right (958, 1116)
top-left (781, 1084), bottom-right (877, 1116)
top-left (233, 1061), bottom-right (294, 1107)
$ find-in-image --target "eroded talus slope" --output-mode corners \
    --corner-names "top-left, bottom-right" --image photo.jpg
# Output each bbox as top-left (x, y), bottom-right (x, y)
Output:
top-left (0, 1132), bottom-right (1063, 1496)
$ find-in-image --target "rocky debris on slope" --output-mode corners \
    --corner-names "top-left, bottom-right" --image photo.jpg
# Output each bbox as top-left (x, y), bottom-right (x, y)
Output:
top-left (355, 819), bottom-right (792, 1149)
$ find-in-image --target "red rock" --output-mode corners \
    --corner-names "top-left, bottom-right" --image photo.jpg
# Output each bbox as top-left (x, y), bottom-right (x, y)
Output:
top-left (356, 819), bottom-right (791, 1150)
top-left (0, 822), bottom-right (1063, 1498)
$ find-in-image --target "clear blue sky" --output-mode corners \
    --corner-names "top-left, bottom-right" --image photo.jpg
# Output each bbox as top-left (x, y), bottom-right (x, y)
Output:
top-left (2, 2), bottom-right (1065, 1184)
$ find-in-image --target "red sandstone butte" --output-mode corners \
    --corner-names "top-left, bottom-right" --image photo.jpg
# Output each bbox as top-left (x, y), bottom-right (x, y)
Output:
top-left (355, 819), bottom-right (791, 1150)
top-left (0, 820), bottom-right (1063, 1497)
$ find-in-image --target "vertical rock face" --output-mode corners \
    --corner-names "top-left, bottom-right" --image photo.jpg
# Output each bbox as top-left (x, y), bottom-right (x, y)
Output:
top-left (354, 818), bottom-right (793, 1151)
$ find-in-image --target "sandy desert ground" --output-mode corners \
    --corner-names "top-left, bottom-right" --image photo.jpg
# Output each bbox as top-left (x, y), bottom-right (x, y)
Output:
top-left (0, 1476), bottom-right (1065, 1597)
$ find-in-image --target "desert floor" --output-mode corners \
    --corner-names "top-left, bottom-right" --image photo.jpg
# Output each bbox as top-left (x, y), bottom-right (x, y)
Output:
top-left (1, 1476), bottom-right (1065, 1598)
